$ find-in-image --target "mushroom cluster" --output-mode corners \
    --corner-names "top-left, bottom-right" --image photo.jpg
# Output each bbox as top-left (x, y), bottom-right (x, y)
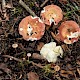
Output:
top-left (18, 4), bottom-right (80, 44)
top-left (18, 4), bottom-right (80, 63)
top-left (19, 16), bottom-right (45, 41)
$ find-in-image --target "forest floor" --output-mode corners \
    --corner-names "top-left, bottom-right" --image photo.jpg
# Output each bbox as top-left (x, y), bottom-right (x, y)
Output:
top-left (0, 0), bottom-right (80, 80)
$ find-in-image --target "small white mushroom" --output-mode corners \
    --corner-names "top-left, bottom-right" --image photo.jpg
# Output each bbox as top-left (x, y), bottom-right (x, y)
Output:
top-left (12, 43), bottom-right (18, 48)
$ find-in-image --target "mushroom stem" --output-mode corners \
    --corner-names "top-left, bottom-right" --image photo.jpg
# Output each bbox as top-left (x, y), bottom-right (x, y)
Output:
top-left (19, 0), bottom-right (37, 17)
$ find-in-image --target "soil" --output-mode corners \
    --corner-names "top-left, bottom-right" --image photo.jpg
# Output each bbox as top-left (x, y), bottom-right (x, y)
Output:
top-left (0, 0), bottom-right (80, 80)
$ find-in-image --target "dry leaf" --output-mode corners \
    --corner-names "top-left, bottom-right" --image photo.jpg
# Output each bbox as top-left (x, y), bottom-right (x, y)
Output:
top-left (60, 70), bottom-right (74, 79)
top-left (0, 28), bottom-right (4, 35)
top-left (5, 3), bottom-right (13, 8)
top-left (37, 42), bottom-right (44, 51)
top-left (67, 63), bottom-right (74, 70)
top-left (60, 70), bottom-right (67, 74)
top-left (59, 0), bottom-right (68, 4)
top-left (67, 71), bottom-right (73, 75)
top-left (32, 53), bottom-right (44, 60)
top-left (0, 17), bottom-right (2, 21)
top-left (45, 25), bottom-right (51, 30)
top-left (0, 63), bottom-right (11, 74)
top-left (61, 44), bottom-right (68, 51)
top-left (60, 70), bottom-right (69, 79)
top-left (27, 72), bottom-right (39, 80)
top-left (77, 68), bottom-right (80, 75)
top-left (61, 70), bottom-right (73, 75)
top-left (60, 73), bottom-right (69, 79)
top-left (77, 59), bottom-right (80, 65)
top-left (51, 32), bottom-right (60, 42)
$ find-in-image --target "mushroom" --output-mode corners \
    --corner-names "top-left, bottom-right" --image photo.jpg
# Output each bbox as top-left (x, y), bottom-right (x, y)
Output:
top-left (40, 42), bottom-right (63, 63)
top-left (19, 16), bottom-right (45, 41)
top-left (58, 20), bottom-right (80, 44)
top-left (40, 4), bottom-right (63, 26)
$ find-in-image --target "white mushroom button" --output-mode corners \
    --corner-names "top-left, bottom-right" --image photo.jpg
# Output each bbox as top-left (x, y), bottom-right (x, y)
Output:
top-left (40, 42), bottom-right (63, 63)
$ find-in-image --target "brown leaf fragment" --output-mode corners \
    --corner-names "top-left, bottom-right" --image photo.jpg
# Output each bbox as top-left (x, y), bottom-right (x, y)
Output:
top-left (27, 72), bottom-right (39, 80)
top-left (77, 59), bottom-right (80, 65)
top-left (51, 32), bottom-right (60, 42)
top-left (0, 63), bottom-right (11, 74)
top-left (0, 17), bottom-right (2, 21)
top-left (0, 70), bottom-right (3, 75)
top-left (60, 70), bottom-right (69, 79)
top-left (67, 71), bottom-right (74, 75)
top-left (77, 68), bottom-right (80, 75)
top-left (5, 3), bottom-right (13, 8)
top-left (55, 74), bottom-right (62, 80)
top-left (61, 44), bottom-right (69, 52)
top-left (60, 70), bottom-right (73, 79)
top-left (32, 53), bottom-right (44, 60)
top-left (61, 70), bottom-right (73, 75)
top-left (37, 42), bottom-right (44, 51)
top-left (0, 28), bottom-right (4, 35)
top-left (59, 0), bottom-right (68, 4)
top-left (60, 70), bottom-right (67, 74)
top-left (67, 63), bottom-right (74, 70)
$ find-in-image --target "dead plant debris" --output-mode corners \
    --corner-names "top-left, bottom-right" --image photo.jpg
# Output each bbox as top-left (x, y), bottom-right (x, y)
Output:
top-left (0, 0), bottom-right (80, 80)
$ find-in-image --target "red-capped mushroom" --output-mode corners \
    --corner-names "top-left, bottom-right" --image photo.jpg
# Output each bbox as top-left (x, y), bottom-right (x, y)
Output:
top-left (58, 20), bottom-right (80, 44)
top-left (40, 4), bottom-right (63, 25)
top-left (19, 16), bottom-right (45, 41)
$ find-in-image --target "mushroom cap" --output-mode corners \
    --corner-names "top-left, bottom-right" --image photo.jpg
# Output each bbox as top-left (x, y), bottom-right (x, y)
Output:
top-left (40, 4), bottom-right (63, 25)
top-left (19, 16), bottom-right (45, 41)
top-left (58, 20), bottom-right (80, 44)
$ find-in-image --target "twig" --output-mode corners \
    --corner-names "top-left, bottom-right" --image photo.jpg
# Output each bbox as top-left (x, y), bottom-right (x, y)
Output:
top-left (2, 0), bottom-right (9, 20)
top-left (2, 54), bottom-right (44, 68)
top-left (40, 0), bottom-right (49, 7)
top-left (2, 0), bottom-right (6, 10)
top-left (2, 55), bottom-right (22, 62)
top-left (51, 31), bottom-right (61, 43)
top-left (31, 61), bottom-right (44, 68)
top-left (19, 0), bottom-right (37, 17)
